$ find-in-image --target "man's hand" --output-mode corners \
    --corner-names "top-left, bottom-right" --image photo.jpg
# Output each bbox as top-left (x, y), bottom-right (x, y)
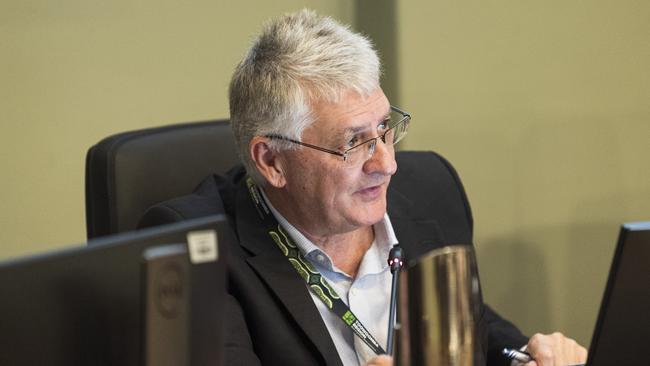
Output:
top-left (524, 332), bottom-right (587, 366)
top-left (363, 354), bottom-right (393, 366)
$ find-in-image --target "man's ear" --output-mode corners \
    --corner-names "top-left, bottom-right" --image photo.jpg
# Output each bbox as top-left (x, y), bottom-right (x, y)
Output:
top-left (249, 136), bottom-right (287, 188)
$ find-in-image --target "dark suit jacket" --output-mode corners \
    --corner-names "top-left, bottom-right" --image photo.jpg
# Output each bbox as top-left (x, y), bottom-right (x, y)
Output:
top-left (139, 151), bottom-right (528, 366)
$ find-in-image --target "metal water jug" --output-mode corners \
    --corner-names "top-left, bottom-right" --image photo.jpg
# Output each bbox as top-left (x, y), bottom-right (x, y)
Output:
top-left (394, 245), bottom-right (483, 366)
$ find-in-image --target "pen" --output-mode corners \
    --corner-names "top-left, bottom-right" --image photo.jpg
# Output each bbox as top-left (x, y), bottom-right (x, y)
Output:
top-left (502, 348), bottom-right (532, 363)
top-left (502, 347), bottom-right (586, 366)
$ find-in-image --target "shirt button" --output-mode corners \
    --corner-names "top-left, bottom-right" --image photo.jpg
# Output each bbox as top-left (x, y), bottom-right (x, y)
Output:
top-left (316, 254), bottom-right (326, 263)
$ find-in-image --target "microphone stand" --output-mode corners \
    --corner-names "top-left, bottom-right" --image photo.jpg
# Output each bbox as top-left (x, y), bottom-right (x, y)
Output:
top-left (386, 244), bottom-right (403, 355)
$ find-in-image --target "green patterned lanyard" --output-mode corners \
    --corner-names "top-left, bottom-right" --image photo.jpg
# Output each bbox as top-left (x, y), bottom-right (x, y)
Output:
top-left (246, 177), bottom-right (386, 355)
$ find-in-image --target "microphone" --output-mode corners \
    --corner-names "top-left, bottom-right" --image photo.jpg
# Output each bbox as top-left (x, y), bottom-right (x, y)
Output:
top-left (386, 244), bottom-right (403, 355)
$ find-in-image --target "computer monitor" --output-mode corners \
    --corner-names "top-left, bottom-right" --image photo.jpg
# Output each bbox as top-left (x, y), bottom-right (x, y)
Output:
top-left (586, 221), bottom-right (650, 365)
top-left (0, 215), bottom-right (230, 366)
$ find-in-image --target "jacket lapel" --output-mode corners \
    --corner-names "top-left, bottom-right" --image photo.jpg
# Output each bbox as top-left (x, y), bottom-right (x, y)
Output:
top-left (233, 182), bottom-right (343, 366)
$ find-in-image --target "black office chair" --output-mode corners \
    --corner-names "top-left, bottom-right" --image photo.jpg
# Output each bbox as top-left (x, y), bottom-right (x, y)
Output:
top-left (84, 120), bottom-right (470, 247)
top-left (85, 119), bottom-right (239, 239)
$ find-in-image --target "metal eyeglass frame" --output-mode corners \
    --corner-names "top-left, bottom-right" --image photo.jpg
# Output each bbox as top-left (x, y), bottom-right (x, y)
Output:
top-left (264, 105), bottom-right (411, 162)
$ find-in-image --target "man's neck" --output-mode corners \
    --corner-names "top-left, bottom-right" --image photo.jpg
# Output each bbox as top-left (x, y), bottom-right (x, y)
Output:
top-left (302, 226), bottom-right (374, 278)
top-left (264, 188), bottom-right (374, 278)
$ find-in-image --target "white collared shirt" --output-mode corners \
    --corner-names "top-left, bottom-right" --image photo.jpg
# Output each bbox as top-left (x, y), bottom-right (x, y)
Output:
top-left (261, 190), bottom-right (399, 366)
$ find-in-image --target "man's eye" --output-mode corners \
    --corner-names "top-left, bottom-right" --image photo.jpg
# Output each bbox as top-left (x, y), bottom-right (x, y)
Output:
top-left (344, 136), bottom-right (360, 149)
top-left (378, 120), bottom-right (389, 131)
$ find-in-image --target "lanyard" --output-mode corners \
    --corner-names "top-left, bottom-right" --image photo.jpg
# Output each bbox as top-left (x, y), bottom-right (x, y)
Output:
top-left (246, 177), bottom-right (386, 356)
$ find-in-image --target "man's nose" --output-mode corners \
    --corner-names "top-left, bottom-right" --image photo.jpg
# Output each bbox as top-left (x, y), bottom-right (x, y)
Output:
top-left (363, 139), bottom-right (397, 176)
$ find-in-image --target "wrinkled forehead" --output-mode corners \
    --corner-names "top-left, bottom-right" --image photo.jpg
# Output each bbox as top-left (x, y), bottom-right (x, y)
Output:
top-left (336, 107), bottom-right (393, 135)
top-left (308, 89), bottom-right (391, 134)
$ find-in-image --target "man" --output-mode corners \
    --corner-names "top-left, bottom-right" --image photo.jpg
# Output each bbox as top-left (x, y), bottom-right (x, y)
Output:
top-left (140, 9), bottom-right (587, 366)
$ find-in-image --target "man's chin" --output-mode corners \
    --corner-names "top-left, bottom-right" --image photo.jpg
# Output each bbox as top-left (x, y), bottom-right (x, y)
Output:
top-left (356, 203), bottom-right (387, 227)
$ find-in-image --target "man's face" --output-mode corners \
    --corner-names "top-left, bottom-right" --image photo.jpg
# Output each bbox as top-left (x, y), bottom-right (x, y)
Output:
top-left (277, 88), bottom-right (397, 236)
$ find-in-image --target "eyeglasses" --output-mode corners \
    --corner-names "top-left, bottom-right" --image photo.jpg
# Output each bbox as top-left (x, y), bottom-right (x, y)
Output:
top-left (265, 105), bottom-right (410, 165)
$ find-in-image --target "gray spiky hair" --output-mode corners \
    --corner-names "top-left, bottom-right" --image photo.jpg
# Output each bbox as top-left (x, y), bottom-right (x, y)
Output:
top-left (229, 9), bottom-right (381, 183)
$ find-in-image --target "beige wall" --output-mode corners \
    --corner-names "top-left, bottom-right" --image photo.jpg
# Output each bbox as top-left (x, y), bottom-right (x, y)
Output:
top-left (395, 0), bottom-right (650, 346)
top-left (0, 1), bottom-right (353, 258)
top-left (1, 0), bottom-right (649, 350)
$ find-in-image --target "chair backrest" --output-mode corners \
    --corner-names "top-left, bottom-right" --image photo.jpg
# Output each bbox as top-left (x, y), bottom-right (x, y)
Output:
top-left (85, 119), bottom-right (239, 239)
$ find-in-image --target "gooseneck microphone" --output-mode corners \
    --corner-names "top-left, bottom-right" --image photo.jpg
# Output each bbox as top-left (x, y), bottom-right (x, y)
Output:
top-left (386, 244), bottom-right (404, 355)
